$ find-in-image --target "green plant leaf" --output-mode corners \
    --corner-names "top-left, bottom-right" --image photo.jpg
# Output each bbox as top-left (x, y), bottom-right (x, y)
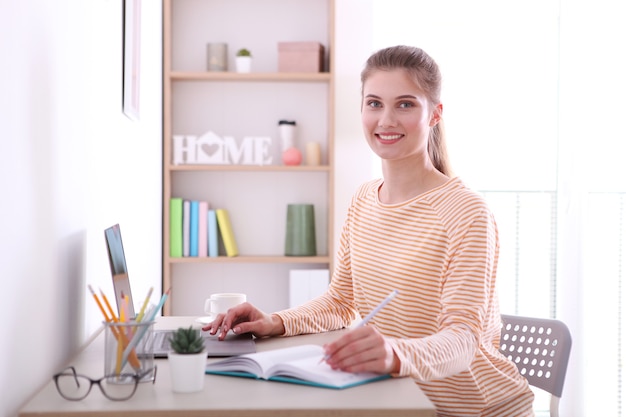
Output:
top-left (169, 326), bottom-right (205, 354)
top-left (236, 48), bottom-right (251, 57)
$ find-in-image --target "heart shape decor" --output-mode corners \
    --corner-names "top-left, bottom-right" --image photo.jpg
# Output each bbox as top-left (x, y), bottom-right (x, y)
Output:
top-left (201, 143), bottom-right (220, 157)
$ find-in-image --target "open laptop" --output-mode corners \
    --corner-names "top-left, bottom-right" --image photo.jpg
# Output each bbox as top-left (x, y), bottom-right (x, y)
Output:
top-left (104, 224), bottom-right (256, 358)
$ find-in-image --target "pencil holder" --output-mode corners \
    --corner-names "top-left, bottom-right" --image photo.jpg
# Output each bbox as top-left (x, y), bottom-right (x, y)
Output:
top-left (104, 320), bottom-right (156, 384)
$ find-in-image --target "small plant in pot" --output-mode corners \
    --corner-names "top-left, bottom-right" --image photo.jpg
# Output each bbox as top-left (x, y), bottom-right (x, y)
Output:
top-left (236, 48), bottom-right (252, 58)
top-left (168, 326), bottom-right (206, 393)
top-left (235, 48), bottom-right (252, 73)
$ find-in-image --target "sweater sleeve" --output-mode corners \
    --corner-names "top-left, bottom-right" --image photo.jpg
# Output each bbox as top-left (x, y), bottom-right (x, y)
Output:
top-left (388, 209), bottom-right (500, 381)
top-left (275, 205), bottom-right (359, 336)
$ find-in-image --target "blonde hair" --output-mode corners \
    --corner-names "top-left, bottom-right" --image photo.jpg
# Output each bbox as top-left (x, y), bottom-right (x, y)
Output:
top-left (361, 45), bottom-right (451, 176)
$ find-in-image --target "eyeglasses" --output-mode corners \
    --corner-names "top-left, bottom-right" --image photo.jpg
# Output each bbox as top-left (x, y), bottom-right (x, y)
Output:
top-left (52, 366), bottom-right (157, 401)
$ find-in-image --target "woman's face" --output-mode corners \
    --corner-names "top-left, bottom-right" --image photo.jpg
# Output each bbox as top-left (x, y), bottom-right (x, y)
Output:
top-left (361, 68), bottom-right (441, 163)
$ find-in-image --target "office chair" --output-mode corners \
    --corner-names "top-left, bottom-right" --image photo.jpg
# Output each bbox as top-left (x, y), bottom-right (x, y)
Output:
top-left (500, 314), bottom-right (572, 417)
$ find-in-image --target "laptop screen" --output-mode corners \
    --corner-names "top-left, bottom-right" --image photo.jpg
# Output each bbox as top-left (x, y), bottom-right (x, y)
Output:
top-left (104, 224), bottom-right (136, 318)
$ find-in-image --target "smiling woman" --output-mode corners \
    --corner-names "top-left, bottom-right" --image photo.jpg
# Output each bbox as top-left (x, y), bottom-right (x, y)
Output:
top-left (369, 0), bottom-right (626, 415)
top-left (203, 45), bottom-right (536, 417)
top-left (361, 58), bottom-right (446, 176)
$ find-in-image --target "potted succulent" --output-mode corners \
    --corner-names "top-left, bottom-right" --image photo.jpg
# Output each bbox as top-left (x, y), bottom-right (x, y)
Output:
top-left (168, 326), bottom-right (206, 393)
top-left (235, 48), bottom-right (252, 73)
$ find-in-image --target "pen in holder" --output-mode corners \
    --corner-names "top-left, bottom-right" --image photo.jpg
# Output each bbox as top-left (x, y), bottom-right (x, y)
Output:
top-left (104, 320), bottom-right (155, 384)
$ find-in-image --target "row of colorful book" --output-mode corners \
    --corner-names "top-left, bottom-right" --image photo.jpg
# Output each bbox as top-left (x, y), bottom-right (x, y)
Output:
top-left (169, 198), bottom-right (239, 258)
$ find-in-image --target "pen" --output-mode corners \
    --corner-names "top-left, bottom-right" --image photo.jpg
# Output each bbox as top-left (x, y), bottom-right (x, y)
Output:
top-left (356, 289), bottom-right (399, 329)
top-left (319, 289), bottom-right (399, 364)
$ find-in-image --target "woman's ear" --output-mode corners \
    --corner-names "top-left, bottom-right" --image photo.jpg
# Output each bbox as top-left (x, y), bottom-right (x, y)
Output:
top-left (429, 103), bottom-right (443, 127)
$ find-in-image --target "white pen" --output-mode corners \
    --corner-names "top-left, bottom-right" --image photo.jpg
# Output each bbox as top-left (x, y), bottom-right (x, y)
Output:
top-left (319, 289), bottom-right (399, 364)
top-left (355, 289), bottom-right (399, 329)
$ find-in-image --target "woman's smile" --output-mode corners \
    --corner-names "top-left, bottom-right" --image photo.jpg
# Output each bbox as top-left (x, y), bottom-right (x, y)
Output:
top-left (376, 133), bottom-right (404, 142)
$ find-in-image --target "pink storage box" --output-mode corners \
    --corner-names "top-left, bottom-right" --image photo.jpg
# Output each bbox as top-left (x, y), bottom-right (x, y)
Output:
top-left (278, 42), bottom-right (324, 73)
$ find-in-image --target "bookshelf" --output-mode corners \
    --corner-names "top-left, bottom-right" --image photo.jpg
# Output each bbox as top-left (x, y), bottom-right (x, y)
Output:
top-left (162, 0), bottom-right (335, 315)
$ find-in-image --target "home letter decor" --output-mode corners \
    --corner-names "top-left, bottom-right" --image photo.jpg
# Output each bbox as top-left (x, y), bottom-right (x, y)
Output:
top-left (195, 131), bottom-right (227, 164)
top-left (173, 131), bottom-right (273, 165)
top-left (172, 135), bottom-right (198, 165)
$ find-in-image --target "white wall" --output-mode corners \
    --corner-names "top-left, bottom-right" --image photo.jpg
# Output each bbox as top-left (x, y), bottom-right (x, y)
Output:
top-left (333, 0), bottom-right (376, 240)
top-left (0, 1), bottom-right (379, 415)
top-left (0, 1), bottom-right (162, 416)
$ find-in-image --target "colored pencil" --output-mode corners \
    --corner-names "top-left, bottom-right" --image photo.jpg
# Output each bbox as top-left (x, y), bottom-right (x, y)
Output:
top-left (121, 288), bottom-right (171, 368)
top-left (135, 286), bottom-right (154, 323)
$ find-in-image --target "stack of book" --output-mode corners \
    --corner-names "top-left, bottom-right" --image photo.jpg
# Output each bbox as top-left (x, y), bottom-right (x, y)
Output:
top-left (169, 198), bottom-right (238, 258)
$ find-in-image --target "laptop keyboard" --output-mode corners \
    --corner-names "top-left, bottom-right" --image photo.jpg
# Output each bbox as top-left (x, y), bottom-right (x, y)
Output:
top-left (150, 330), bottom-right (256, 356)
top-left (154, 331), bottom-right (172, 351)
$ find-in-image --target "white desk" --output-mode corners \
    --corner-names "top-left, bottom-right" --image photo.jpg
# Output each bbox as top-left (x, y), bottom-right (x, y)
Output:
top-left (19, 317), bottom-right (436, 417)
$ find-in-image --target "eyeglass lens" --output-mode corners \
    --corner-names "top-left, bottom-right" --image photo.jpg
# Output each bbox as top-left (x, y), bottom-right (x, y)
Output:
top-left (100, 375), bottom-right (139, 400)
top-left (55, 373), bottom-right (137, 401)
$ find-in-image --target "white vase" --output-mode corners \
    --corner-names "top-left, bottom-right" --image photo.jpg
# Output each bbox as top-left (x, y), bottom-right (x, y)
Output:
top-left (278, 120), bottom-right (296, 152)
top-left (168, 351), bottom-right (206, 393)
top-left (235, 56), bottom-right (252, 73)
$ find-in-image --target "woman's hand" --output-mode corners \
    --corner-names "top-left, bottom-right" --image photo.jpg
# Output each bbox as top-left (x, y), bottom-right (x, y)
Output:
top-left (202, 302), bottom-right (285, 340)
top-left (322, 325), bottom-right (400, 374)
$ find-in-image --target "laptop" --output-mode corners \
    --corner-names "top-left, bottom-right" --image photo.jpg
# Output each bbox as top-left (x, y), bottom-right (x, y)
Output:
top-left (104, 224), bottom-right (256, 358)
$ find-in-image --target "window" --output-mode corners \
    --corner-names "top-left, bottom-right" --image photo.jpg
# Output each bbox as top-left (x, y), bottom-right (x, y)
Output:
top-left (371, 0), bottom-right (626, 415)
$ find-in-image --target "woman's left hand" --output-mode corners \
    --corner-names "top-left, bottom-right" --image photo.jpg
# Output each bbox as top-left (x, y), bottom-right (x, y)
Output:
top-left (322, 325), bottom-right (400, 374)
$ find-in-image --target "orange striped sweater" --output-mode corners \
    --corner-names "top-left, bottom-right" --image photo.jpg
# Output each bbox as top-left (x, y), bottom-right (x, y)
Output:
top-left (276, 178), bottom-right (534, 416)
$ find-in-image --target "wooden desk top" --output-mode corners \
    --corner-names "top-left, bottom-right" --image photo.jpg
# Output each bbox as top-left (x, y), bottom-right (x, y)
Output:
top-left (19, 317), bottom-right (435, 417)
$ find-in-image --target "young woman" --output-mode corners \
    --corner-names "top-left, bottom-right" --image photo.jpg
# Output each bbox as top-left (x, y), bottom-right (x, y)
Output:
top-left (204, 45), bottom-right (535, 416)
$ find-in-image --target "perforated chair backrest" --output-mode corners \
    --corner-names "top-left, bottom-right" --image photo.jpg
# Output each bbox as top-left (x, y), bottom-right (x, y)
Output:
top-left (500, 314), bottom-right (572, 399)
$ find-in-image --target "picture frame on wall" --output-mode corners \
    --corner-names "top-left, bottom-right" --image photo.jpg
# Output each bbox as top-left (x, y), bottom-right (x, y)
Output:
top-left (123, 0), bottom-right (141, 121)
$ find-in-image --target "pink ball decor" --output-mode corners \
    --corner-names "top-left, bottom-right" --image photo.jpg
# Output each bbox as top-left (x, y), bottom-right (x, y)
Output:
top-left (282, 147), bottom-right (302, 166)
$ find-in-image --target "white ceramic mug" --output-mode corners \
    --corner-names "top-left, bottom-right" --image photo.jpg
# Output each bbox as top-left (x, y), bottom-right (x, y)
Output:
top-left (204, 293), bottom-right (247, 316)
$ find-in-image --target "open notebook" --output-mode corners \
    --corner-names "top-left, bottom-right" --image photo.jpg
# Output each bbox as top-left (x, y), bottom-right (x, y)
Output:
top-left (205, 344), bottom-right (390, 389)
top-left (104, 224), bottom-right (256, 358)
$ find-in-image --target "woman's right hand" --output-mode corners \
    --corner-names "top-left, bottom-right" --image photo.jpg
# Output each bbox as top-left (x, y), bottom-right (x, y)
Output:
top-left (202, 302), bottom-right (286, 340)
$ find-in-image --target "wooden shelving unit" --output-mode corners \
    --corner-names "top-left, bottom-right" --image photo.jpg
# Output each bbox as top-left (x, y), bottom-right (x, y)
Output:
top-left (162, 0), bottom-right (335, 315)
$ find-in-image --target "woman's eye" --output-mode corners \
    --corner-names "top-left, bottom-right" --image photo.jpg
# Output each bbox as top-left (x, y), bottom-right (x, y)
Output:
top-left (367, 100), bottom-right (382, 108)
top-left (399, 102), bottom-right (414, 109)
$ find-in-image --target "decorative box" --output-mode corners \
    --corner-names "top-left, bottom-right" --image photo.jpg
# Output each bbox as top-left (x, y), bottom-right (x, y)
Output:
top-left (278, 42), bottom-right (324, 73)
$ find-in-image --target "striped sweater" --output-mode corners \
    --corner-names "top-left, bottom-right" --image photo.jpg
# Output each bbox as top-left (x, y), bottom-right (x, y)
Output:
top-left (276, 177), bottom-right (534, 416)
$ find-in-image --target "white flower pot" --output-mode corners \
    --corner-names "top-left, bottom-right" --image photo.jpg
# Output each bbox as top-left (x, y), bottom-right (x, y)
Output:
top-left (235, 56), bottom-right (252, 73)
top-left (168, 351), bottom-right (206, 393)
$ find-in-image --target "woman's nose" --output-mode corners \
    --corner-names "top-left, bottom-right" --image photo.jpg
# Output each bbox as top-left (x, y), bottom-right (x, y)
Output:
top-left (378, 108), bottom-right (397, 127)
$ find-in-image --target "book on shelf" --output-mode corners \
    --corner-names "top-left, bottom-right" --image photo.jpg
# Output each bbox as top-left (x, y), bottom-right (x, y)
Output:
top-left (169, 199), bottom-right (236, 258)
top-left (198, 201), bottom-right (208, 257)
top-left (169, 198), bottom-right (183, 258)
top-left (207, 209), bottom-right (218, 257)
top-left (215, 208), bottom-right (239, 257)
top-left (205, 344), bottom-right (389, 389)
top-left (183, 200), bottom-right (190, 257)
top-left (189, 200), bottom-right (199, 256)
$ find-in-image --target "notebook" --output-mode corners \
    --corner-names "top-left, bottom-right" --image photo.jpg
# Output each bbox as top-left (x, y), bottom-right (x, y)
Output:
top-left (104, 224), bottom-right (256, 358)
top-left (205, 344), bottom-right (390, 389)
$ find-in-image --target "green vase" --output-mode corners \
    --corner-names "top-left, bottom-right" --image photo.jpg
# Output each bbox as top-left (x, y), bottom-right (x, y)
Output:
top-left (285, 204), bottom-right (317, 256)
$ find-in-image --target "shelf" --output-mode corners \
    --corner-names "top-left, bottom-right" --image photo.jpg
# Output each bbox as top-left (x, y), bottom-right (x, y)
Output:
top-left (170, 71), bottom-right (331, 83)
top-left (163, 0), bottom-right (335, 316)
top-left (168, 164), bottom-right (331, 172)
top-left (169, 255), bottom-right (331, 264)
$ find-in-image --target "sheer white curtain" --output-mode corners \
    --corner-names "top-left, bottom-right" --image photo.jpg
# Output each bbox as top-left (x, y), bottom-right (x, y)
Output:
top-left (371, 1), bottom-right (626, 415)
